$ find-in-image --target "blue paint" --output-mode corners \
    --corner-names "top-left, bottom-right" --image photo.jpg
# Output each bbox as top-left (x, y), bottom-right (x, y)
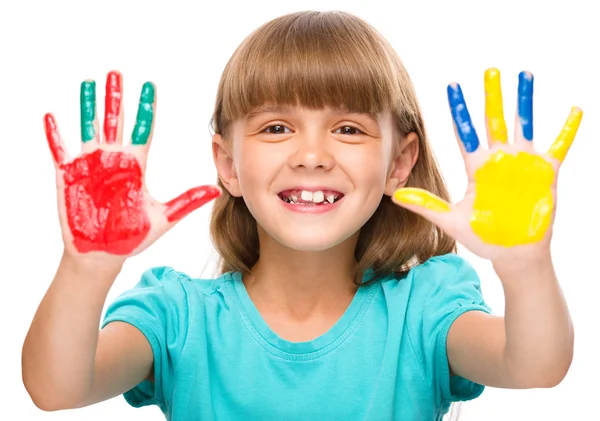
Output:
top-left (447, 83), bottom-right (479, 152)
top-left (518, 71), bottom-right (534, 140)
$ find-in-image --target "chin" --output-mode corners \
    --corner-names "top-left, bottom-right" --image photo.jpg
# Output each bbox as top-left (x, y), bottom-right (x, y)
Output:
top-left (269, 229), bottom-right (356, 252)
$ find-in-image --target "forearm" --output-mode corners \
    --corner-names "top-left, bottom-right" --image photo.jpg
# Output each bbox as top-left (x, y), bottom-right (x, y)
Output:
top-left (495, 252), bottom-right (574, 387)
top-left (22, 251), bottom-right (123, 410)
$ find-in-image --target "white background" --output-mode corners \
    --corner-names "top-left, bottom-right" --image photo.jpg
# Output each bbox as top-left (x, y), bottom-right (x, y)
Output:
top-left (1, 0), bottom-right (598, 419)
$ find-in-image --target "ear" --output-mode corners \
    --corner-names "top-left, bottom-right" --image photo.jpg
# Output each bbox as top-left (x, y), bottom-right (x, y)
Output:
top-left (384, 132), bottom-right (419, 196)
top-left (212, 133), bottom-right (242, 197)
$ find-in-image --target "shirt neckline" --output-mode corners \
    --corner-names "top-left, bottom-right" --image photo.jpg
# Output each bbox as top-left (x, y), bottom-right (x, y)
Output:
top-left (228, 271), bottom-right (379, 359)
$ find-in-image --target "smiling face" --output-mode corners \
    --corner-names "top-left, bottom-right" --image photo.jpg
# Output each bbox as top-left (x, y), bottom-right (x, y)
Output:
top-left (213, 104), bottom-right (418, 252)
top-left (207, 12), bottom-right (455, 276)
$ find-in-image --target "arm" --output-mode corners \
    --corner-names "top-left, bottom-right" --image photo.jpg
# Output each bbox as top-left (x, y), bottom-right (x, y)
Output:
top-left (25, 70), bottom-right (220, 411)
top-left (22, 252), bottom-right (154, 411)
top-left (447, 253), bottom-right (574, 389)
top-left (391, 68), bottom-right (581, 391)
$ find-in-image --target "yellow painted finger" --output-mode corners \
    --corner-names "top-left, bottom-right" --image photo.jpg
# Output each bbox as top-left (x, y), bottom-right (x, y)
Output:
top-left (546, 107), bottom-right (583, 162)
top-left (484, 68), bottom-right (508, 143)
top-left (393, 188), bottom-right (451, 213)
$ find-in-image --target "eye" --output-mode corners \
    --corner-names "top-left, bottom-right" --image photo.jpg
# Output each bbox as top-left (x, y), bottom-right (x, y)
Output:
top-left (263, 124), bottom-right (291, 135)
top-left (335, 125), bottom-right (364, 135)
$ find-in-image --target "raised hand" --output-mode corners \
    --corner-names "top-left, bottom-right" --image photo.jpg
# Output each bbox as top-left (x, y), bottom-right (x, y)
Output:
top-left (392, 68), bottom-right (582, 262)
top-left (45, 71), bottom-right (221, 259)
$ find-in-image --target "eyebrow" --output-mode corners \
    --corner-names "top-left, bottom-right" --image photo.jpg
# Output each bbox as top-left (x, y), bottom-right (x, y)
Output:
top-left (245, 105), bottom-right (293, 121)
top-left (244, 105), bottom-right (381, 126)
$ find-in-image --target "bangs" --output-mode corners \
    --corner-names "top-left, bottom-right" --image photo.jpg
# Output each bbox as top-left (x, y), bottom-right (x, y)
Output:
top-left (217, 11), bottom-right (408, 131)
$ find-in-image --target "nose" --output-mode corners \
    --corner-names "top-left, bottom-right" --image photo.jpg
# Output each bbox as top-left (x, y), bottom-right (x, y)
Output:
top-left (288, 134), bottom-right (335, 171)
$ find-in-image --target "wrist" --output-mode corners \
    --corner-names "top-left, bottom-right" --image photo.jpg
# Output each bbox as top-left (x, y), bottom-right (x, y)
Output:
top-left (492, 250), bottom-right (556, 290)
top-left (60, 249), bottom-right (124, 279)
top-left (492, 248), bottom-right (552, 274)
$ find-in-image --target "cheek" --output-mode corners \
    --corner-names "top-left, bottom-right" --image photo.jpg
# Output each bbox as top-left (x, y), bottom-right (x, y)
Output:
top-left (235, 143), bottom-right (277, 194)
top-left (342, 145), bottom-right (389, 187)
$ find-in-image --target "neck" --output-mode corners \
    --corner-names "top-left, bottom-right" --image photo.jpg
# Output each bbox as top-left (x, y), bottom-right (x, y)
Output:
top-left (244, 226), bottom-right (360, 320)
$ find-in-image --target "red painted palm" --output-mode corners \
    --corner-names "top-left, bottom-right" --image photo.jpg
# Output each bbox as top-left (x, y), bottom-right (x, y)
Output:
top-left (44, 71), bottom-right (220, 258)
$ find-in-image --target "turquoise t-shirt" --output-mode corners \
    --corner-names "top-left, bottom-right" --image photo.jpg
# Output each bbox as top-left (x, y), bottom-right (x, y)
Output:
top-left (102, 253), bottom-right (491, 420)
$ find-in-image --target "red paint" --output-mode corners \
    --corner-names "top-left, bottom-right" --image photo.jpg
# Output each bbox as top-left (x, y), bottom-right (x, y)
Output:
top-left (104, 71), bottom-right (121, 143)
top-left (61, 149), bottom-right (150, 254)
top-left (44, 114), bottom-right (65, 164)
top-left (164, 186), bottom-right (221, 222)
top-left (45, 92), bottom-right (220, 255)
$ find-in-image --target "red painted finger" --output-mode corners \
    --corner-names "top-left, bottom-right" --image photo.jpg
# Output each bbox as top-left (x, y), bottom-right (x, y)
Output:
top-left (44, 113), bottom-right (66, 166)
top-left (104, 71), bottom-right (122, 143)
top-left (164, 186), bottom-right (221, 222)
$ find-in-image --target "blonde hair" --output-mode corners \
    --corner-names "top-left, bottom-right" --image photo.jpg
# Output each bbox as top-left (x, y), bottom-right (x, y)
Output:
top-left (209, 10), bottom-right (456, 284)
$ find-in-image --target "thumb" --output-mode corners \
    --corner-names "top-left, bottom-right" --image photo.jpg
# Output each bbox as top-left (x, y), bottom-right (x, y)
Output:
top-left (392, 187), bottom-right (453, 226)
top-left (163, 185), bottom-right (222, 223)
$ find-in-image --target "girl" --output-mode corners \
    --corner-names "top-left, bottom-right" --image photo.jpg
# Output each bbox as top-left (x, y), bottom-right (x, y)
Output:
top-left (22, 10), bottom-right (580, 421)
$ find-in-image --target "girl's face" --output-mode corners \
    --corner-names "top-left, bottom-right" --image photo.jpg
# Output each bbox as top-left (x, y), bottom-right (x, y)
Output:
top-left (213, 105), bottom-right (418, 252)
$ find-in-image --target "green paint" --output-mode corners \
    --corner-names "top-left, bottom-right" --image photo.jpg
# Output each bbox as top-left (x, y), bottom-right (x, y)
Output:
top-left (132, 82), bottom-right (155, 145)
top-left (80, 81), bottom-right (96, 142)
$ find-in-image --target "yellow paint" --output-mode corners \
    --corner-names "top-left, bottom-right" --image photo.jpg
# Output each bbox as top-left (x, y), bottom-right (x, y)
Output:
top-left (393, 188), bottom-right (451, 213)
top-left (484, 68), bottom-right (508, 143)
top-left (546, 107), bottom-right (583, 162)
top-left (471, 150), bottom-right (555, 246)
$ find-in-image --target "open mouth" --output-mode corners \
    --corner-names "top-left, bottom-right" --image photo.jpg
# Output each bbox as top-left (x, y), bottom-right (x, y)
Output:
top-left (277, 189), bottom-right (345, 206)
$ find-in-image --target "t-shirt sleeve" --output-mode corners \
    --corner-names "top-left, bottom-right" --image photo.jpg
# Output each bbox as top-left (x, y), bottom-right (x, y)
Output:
top-left (101, 266), bottom-right (190, 411)
top-left (407, 253), bottom-right (492, 406)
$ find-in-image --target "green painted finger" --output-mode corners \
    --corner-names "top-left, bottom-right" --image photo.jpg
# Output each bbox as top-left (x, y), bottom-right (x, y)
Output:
top-left (131, 82), bottom-right (155, 145)
top-left (80, 80), bottom-right (96, 142)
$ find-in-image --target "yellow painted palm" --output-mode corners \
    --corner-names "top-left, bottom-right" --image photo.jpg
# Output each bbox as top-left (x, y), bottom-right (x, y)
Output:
top-left (393, 68), bottom-right (582, 262)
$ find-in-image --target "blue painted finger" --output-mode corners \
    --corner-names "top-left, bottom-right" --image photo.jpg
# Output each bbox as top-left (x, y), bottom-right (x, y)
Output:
top-left (447, 83), bottom-right (479, 152)
top-left (518, 71), bottom-right (534, 141)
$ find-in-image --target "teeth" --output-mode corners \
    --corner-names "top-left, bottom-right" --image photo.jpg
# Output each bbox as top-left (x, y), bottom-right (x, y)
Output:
top-left (300, 190), bottom-right (313, 201)
top-left (283, 190), bottom-right (340, 204)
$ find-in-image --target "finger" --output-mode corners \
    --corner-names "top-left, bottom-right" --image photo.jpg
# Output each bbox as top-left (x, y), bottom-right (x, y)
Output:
top-left (447, 83), bottom-right (480, 154)
top-left (103, 70), bottom-right (123, 144)
top-left (392, 187), bottom-right (454, 231)
top-left (546, 107), bottom-right (583, 163)
top-left (484, 68), bottom-right (508, 146)
top-left (131, 82), bottom-right (156, 149)
top-left (515, 71), bottom-right (534, 144)
top-left (80, 80), bottom-right (99, 151)
top-left (163, 185), bottom-right (221, 223)
top-left (44, 113), bottom-right (70, 167)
